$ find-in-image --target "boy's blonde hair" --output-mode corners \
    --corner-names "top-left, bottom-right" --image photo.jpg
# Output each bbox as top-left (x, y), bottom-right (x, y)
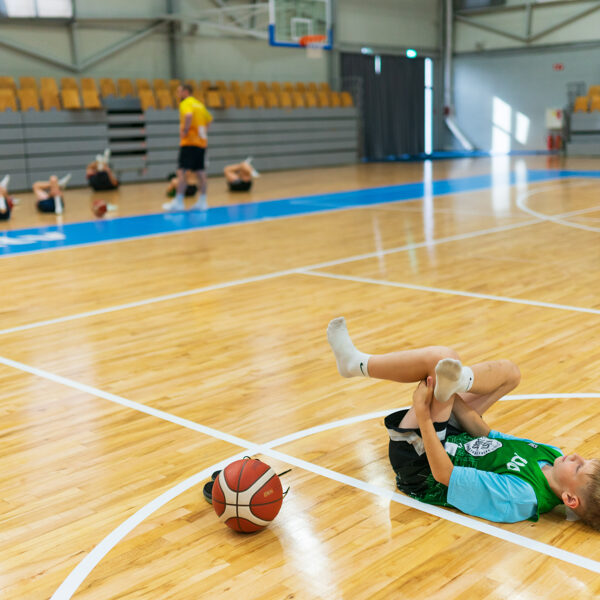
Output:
top-left (578, 459), bottom-right (600, 530)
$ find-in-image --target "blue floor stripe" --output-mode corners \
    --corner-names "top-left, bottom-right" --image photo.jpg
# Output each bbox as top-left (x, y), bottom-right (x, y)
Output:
top-left (1, 169), bottom-right (599, 257)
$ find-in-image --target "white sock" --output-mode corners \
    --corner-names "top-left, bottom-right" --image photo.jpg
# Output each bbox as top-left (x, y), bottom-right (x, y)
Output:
top-left (327, 317), bottom-right (371, 377)
top-left (175, 193), bottom-right (184, 204)
top-left (0, 195), bottom-right (7, 212)
top-left (0, 174), bottom-right (9, 190)
top-left (58, 173), bottom-right (71, 189)
top-left (434, 358), bottom-right (474, 403)
top-left (54, 196), bottom-right (63, 215)
top-left (193, 194), bottom-right (207, 209)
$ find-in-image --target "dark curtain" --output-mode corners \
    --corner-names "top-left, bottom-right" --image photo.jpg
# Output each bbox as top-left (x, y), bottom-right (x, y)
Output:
top-left (341, 52), bottom-right (425, 160)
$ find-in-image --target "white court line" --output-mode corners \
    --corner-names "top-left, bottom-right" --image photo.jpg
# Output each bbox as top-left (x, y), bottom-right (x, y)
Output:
top-left (300, 270), bottom-right (600, 316)
top-left (1, 354), bottom-right (598, 600)
top-left (5, 179), bottom-right (595, 338)
top-left (517, 179), bottom-right (600, 233)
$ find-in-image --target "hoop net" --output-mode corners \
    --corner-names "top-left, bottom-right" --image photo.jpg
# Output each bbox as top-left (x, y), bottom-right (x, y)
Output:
top-left (299, 34), bottom-right (327, 59)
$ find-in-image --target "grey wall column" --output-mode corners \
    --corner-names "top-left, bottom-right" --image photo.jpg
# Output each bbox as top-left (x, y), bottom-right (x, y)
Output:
top-left (166, 0), bottom-right (183, 79)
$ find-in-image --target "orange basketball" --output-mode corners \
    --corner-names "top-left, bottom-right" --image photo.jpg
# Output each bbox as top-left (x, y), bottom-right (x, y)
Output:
top-left (212, 458), bottom-right (284, 533)
top-left (92, 199), bottom-right (107, 218)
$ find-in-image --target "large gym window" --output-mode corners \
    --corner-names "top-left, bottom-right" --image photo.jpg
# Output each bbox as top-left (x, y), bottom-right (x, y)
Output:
top-left (0, 0), bottom-right (72, 18)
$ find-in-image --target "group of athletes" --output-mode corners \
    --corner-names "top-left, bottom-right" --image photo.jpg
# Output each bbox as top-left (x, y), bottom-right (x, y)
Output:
top-left (0, 84), bottom-right (258, 221)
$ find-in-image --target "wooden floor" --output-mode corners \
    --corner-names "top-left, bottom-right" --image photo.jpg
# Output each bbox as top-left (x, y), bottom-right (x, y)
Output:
top-left (2, 155), bottom-right (600, 599)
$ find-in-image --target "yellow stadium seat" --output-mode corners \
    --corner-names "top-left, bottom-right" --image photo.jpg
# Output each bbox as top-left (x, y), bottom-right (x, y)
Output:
top-left (590, 96), bottom-right (600, 112)
top-left (192, 89), bottom-right (205, 103)
top-left (295, 82), bottom-right (306, 93)
top-left (0, 89), bottom-right (17, 111)
top-left (40, 77), bottom-right (59, 94)
top-left (156, 89), bottom-right (174, 109)
top-left (214, 80), bottom-right (227, 91)
top-left (251, 93), bottom-right (265, 109)
top-left (0, 76), bottom-right (17, 91)
top-left (19, 76), bottom-right (37, 91)
top-left (283, 82), bottom-right (294, 93)
top-left (573, 96), bottom-right (588, 113)
top-left (279, 91), bottom-right (292, 109)
top-left (317, 91), bottom-right (330, 107)
top-left (206, 90), bottom-right (223, 109)
top-left (139, 89), bottom-right (157, 111)
top-left (291, 91), bottom-right (305, 108)
top-left (222, 91), bottom-right (236, 109)
top-left (117, 78), bottom-right (135, 97)
top-left (306, 82), bottom-right (318, 93)
top-left (41, 89), bottom-right (61, 111)
top-left (241, 81), bottom-right (255, 95)
top-left (270, 82), bottom-right (282, 94)
top-left (136, 78), bottom-right (151, 91)
top-left (236, 93), bottom-right (250, 108)
top-left (61, 88), bottom-right (81, 109)
top-left (304, 92), bottom-right (318, 108)
top-left (264, 91), bottom-right (279, 108)
top-left (318, 82), bottom-right (330, 92)
top-left (82, 89), bottom-right (102, 109)
top-left (329, 91), bottom-right (341, 108)
top-left (200, 80), bottom-right (212, 92)
top-left (256, 81), bottom-right (268, 94)
top-left (99, 78), bottom-right (117, 97)
top-left (229, 81), bottom-right (241, 94)
top-left (18, 88), bottom-right (40, 111)
top-left (340, 91), bottom-right (354, 107)
top-left (61, 77), bottom-right (78, 90)
top-left (80, 78), bottom-right (98, 92)
top-left (588, 85), bottom-right (600, 98)
top-left (168, 79), bottom-right (180, 95)
top-left (153, 78), bottom-right (167, 91)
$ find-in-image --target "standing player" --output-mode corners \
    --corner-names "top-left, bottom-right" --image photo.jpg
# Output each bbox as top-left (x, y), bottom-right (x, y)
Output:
top-left (163, 85), bottom-right (213, 211)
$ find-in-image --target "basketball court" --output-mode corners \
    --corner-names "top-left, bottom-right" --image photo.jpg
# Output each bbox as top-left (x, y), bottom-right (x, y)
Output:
top-left (2, 0), bottom-right (600, 599)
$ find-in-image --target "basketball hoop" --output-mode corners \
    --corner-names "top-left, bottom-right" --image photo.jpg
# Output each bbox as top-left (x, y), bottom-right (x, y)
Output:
top-left (300, 34), bottom-right (327, 59)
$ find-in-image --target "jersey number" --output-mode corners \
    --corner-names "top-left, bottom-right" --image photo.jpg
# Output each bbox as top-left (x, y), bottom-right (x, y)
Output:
top-left (506, 453), bottom-right (528, 472)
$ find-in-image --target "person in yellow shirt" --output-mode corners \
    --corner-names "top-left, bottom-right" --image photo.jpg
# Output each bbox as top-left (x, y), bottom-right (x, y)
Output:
top-left (163, 84), bottom-right (213, 211)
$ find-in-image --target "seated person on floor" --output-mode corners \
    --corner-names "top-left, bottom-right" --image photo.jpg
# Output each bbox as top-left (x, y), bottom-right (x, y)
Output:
top-left (223, 157), bottom-right (259, 192)
top-left (0, 174), bottom-right (14, 221)
top-left (86, 149), bottom-right (119, 191)
top-left (165, 171), bottom-right (198, 199)
top-left (33, 173), bottom-right (71, 215)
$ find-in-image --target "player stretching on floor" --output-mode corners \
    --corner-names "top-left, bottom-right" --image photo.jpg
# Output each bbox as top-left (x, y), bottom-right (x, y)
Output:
top-left (327, 317), bottom-right (600, 527)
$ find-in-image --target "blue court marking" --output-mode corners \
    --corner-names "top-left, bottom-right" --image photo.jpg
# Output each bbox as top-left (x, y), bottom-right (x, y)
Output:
top-left (2, 169), bottom-right (599, 257)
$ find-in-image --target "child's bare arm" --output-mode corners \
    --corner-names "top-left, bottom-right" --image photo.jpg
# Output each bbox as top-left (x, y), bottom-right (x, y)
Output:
top-left (413, 378), bottom-right (454, 486)
top-left (451, 395), bottom-right (491, 438)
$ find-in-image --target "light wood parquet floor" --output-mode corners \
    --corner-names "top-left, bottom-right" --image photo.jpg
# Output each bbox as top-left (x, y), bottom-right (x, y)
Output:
top-left (2, 155), bottom-right (600, 599)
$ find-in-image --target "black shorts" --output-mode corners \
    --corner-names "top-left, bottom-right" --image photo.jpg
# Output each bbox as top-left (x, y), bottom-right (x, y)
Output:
top-left (385, 408), bottom-right (461, 496)
top-left (0, 202), bottom-right (10, 220)
top-left (37, 196), bottom-right (63, 213)
top-left (178, 146), bottom-right (205, 171)
top-left (89, 171), bottom-right (118, 191)
top-left (228, 179), bottom-right (252, 192)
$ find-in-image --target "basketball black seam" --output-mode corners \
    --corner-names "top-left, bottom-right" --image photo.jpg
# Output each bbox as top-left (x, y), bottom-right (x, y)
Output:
top-left (235, 460), bottom-right (247, 530)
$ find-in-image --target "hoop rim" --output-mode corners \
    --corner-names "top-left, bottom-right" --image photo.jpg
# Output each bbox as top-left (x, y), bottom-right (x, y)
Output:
top-left (299, 34), bottom-right (327, 47)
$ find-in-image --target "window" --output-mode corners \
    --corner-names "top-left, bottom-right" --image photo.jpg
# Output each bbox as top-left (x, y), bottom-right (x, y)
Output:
top-left (0, 0), bottom-right (72, 18)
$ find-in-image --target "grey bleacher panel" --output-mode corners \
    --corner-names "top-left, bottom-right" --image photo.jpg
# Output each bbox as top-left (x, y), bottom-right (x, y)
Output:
top-left (570, 113), bottom-right (600, 132)
top-left (21, 111), bottom-right (107, 126)
top-left (24, 124), bottom-right (109, 140)
top-left (30, 171), bottom-right (88, 187)
top-left (27, 155), bottom-right (92, 169)
top-left (0, 141), bottom-right (26, 157)
top-left (7, 173), bottom-right (28, 191)
top-left (5, 103), bottom-right (358, 190)
top-left (111, 156), bottom-right (147, 169)
top-left (106, 114), bottom-right (145, 125)
top-left (2, 157), bottom-right (27, 171)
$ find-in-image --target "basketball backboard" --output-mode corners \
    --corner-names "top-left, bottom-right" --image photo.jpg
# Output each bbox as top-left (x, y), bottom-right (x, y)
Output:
top-left (268, 0), bottom-right (332, 49)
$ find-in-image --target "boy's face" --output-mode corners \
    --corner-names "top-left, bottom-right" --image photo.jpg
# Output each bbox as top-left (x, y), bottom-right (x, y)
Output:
top-left (553, 453), bottom-right (595, 496)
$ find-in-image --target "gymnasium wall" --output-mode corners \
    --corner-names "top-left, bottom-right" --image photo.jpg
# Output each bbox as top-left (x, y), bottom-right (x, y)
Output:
top-left (0, 0), bottom-right (439, 83)
top-left (449, 1), bottom-right (600, 151)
